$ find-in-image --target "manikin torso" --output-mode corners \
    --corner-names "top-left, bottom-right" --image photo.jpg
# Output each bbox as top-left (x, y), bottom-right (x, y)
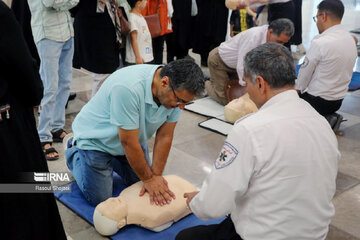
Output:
top-left (93, 175), bottom-right (197, 236)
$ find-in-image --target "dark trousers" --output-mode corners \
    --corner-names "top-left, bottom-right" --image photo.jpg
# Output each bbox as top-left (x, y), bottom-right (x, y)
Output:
top-left (299, 92), bottom-right (343, 116)
top-left (152, 35), bottom-right (166, 64)
top-left (176, 217), bottom-right (243, 240)
top-left (166, 33), bottom-right (189, 63)
top-left (292, 0), bottom-right (303, 45)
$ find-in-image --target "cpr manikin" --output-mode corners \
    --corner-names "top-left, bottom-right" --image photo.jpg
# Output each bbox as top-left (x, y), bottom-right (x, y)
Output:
top-left (93, 175), bottom-right (197, 236)
top-left (224, 93), bottom-right (258, 123)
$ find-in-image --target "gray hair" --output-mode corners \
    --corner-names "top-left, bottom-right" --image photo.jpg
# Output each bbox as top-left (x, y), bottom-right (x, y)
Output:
top-left (160, 59), bottom-right (205, 96)
top-left (243, 42), bottom-right (296, 88)
top-left (268, 18), bottom-right (295, 37)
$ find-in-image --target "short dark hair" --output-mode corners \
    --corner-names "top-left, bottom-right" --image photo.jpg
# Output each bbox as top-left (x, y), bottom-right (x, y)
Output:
top-left (318, 0), bottom-right (344, 20)
top-left (243, 42), bottom-right (296, 89)
top-left (128, 0), bottom-right (142, 8)
top-left (160, 59), bottom-right (205, 96)
top-left (268, 18), bottom-right (295, 37)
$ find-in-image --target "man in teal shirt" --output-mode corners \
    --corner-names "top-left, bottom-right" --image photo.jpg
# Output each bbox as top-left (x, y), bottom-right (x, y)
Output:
top-left (66, 60), bottom-right (205, 206)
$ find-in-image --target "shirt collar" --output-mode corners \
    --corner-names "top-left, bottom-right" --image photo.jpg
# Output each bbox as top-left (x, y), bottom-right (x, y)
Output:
top-left (260, 89), bottom-right (299, 111)
top-left (321, 24), bottom-right (343, 36)
top-left (145, 65), bottom-right (164, 108)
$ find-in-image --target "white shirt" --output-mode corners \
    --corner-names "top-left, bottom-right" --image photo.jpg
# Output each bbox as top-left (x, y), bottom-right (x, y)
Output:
top-left (250, 0), bottom-right (290, 8)
top-left (226, 0), bottom-right (290, 9)
top-left (296, 24), bottom-right (357, 100)
top-left (190, 90), bottom-right (339, 240)
top-left (219, 25), bottom-right (268, 86)
top-left (125, 13), bottom-right (154, 63)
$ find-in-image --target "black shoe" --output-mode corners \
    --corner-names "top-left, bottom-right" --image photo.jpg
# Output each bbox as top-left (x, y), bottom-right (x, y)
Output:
top-left (65, 92), bottom-right (77, 109)
top-left (325, 113), bottom-right (343, 132)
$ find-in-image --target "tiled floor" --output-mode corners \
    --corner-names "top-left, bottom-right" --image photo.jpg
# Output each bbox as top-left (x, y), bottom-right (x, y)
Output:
top-left (47, 1), bottom-right (360, 239)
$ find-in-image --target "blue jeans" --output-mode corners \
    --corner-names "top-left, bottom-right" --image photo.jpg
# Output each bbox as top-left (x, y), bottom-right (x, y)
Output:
top-left (65, 142), bottom-right (151, 206)
top-left (36, 38), bottom-right (74, 142)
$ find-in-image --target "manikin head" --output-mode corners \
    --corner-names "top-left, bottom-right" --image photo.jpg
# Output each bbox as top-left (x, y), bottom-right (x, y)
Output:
top-left (314, 0), bottom-right (344, 34)
top-left (224, 93), bottom-right (258, 123)
top-left (93, 196), bottom-right (128, 236)
top-left (266, 18), bottom-right (294, 45)
top-left (243, 42), bottom-right (296, 109)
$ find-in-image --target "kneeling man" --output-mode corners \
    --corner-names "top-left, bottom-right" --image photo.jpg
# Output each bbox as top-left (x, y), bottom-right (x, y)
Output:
top-left (66, 60), bottom-right (205, 206)
top-left (296, 0), bottom-right (357, 116)
top-left (177, 43), bottom-right (339, 240)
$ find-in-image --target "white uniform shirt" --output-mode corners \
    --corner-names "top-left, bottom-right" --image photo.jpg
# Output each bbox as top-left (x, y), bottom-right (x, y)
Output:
top-left (296, 24), bottom-right (357, 100)
top-left (190, 90), bottom-right (339, 240)
top-left (219, 25), bottom-right (268, 86)
top-left (125, 13), bottom-right (154, 63)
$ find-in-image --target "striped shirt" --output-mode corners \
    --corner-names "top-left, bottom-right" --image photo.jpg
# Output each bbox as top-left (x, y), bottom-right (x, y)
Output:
top-left (28, 0), bottom-right (79, 44)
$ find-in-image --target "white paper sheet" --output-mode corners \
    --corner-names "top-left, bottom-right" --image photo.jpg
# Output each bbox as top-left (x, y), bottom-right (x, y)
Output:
top-left (185, 97), bottom-right (225, 118)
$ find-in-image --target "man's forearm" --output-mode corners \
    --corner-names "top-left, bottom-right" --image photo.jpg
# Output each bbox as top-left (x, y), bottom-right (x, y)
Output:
top-left (151, 135), bottom-right (173, 176)
top-left (122, 141), bottom-right (153, 181)
top-left (225, 0), bottom-right (268, 9)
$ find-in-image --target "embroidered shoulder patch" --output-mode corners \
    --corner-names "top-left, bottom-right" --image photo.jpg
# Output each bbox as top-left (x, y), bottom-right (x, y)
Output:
top-left (214, 142), bottom-right (239, 169)
top-left (301, 57), bottom-right (309, 68)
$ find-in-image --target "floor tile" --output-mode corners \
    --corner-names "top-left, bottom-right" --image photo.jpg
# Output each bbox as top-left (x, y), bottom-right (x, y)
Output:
top-left (340, 93), bottom-right (360, 116)
top-left (56, 201), bottom-right (93, 236)
top-left (335, 172), bottom-right (360, 196)
top-left (163, 147), bottom-right (213, 189)
top-left (69, 227), bottom-right (108, 240)
top-left (326, 225), bottom-right (360, 240)
top-left (331, 184), bottom-right (360, 238)
top-left (174, 132), bottom-right (226, 166)
top-left (172, 110), bottom-right (213, 145)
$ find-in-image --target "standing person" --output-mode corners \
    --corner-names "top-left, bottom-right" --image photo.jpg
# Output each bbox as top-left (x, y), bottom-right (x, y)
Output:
top-left (0, 2), bottom-right (66, 239)
top-left (141, 0), bottom-right (173, 64)
top-left (28, 0), bottom-right (79, 161)
top-left (229, 8), bottom-right (255, 37)
top-left (192, 0), bottom-right (229, 67)
top-left (292, 0), bottom-right (306, 57)
top-left (177, 42), bottom-right (339, 240)
top-left (11, 0), bottom-right (40, 67)
top-left (206, 18), bottom-right (294, 105)
top-left (166, 0), bottom-right (193, 63)
top-left (296, 0), bottom-right (357, 116)
top-left (71, 0), bottom-right (131, 97)
top-left (125, 0), bottom-right (154, 65)
top-left (65, 60), bottom-right (205, 206)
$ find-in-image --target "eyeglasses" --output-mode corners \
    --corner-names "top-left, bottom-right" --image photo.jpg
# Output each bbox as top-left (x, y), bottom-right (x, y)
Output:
top-left (313, 12), bottom-right (327, 22)
top-left (169, 83), bottom-right (189, 105)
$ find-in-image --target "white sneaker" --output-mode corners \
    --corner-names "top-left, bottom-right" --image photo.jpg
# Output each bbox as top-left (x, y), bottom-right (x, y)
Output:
top-left (63, 132), bottom-right (74, 152)
top-left (292, 44), bottom-right (306, 59)
top-left (296, 43), bottom-right (306, 55)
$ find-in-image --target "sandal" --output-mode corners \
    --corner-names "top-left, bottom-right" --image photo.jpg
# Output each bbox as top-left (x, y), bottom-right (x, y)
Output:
top-left (41, 142), bottom-right (59, 161)
top-left (51, 129), bottom-right (67, 142)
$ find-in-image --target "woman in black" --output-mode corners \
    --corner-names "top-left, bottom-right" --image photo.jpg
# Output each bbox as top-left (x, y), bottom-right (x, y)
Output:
top-left (0, 2), bottom-right (66, 239)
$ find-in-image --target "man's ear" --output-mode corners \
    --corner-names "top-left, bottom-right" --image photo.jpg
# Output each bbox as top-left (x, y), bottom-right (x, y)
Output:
top-left (256, 76), bottom-right (267, 94)
top-left (160, 76), bottom-right (170, 88)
